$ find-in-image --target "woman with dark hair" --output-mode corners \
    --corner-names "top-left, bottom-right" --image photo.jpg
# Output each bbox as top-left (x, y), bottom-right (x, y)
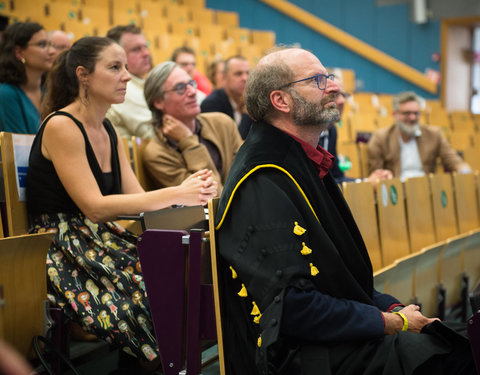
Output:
top-left (0, 22), bottom-right (55, 133)
top-left (26, 36), bottom-right (217, 365)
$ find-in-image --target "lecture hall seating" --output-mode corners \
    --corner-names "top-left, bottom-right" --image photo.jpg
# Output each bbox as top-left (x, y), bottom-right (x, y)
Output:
top-left (342, 180), bottom-right (383, 271)
top-left (0, 132), bottom-right (34, 237)
top-left (404, 175), bottom-right (437, 253)
top-left (376, 178), bottom-right (411, 266)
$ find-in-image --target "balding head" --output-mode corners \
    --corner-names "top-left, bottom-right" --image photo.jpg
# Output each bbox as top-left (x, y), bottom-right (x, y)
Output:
top-left (244, 48), bottom-right (296, 123)
top-left (246, 47), bottom-right (340, 138)
top-left (49, 30), bottom-right (71, 59)
top-left (245, 48), bottom-right (326, 123)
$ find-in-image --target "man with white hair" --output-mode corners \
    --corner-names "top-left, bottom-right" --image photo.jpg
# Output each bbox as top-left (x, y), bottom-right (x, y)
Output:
top-left (214, 48), bottom-right (475, 374)
top-left (368, 91), bottom-right (470, 179)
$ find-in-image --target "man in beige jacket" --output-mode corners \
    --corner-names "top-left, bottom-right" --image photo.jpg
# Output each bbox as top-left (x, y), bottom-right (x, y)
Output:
top-left (368, 91), bottom-right (470, 179)
top-left (142, 61), bottom-right (243, 194)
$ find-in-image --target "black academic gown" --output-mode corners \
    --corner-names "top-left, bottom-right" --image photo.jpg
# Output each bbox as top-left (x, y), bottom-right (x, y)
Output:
top-left (214, 121), bottom-right (471, 375)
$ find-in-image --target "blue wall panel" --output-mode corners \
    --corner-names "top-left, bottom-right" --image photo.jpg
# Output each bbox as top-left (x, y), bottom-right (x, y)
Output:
top-left (410, 22), bottom-right (441, 75)
top-left (206, 0), bottom-right (441, 98)
top-left (376, 5), bottom-right (409, 62)
top-left (343, 0), bottom-right (377, 46)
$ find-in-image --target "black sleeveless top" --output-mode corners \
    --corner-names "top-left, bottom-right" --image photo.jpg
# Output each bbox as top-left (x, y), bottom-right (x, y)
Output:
top-left (26, 111), bottom-right (122, 215)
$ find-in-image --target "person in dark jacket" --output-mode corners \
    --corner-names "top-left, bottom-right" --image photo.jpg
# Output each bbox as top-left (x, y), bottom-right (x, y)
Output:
top-left (319, 79), bottom-right (391, 185)
top-left (214, 47), bottom-right (475, 375)
top-left (200, 55), bottom-right (252, 139)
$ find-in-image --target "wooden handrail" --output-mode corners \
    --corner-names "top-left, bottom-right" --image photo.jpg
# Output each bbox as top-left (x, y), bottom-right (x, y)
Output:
top-left (259, 0), bottom-right (437, 94)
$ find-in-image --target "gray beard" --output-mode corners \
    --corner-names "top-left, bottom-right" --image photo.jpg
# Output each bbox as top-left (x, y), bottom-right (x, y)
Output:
top-left (290, 89), bottom-right (340, 130)
top-left (396, 121), bottom-right (421, 137)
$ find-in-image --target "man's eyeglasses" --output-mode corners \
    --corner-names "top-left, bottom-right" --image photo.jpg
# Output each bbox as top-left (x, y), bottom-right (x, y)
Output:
top-left (398, 111), bottom-right (421, 117)
top-left (278, 73), bottom-right (335, 91)
top-left (162, 80), bottom-right (197, 96)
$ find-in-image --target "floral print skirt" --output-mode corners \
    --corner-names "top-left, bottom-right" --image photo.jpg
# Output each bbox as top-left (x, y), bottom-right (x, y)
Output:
top-left (30, 212), bottom-right (159, 362)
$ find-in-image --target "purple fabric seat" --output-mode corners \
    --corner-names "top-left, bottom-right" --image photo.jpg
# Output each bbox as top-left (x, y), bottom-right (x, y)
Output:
top-left (137, 229), bottom-right (216, 374)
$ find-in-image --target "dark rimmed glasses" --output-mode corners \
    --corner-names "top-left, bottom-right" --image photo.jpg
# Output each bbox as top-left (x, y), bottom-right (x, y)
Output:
top-left (163, 79), bottom-right (197, 96)
top-left (278, 73), bottom-right (335, 91)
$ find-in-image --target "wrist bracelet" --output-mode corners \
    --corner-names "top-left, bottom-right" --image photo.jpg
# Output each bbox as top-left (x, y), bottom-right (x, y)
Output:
top-left (393, 312), bottom-right (408, 331)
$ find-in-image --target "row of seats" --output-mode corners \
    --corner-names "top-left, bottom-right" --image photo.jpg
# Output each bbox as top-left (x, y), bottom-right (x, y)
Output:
top-left (343, 173), bottom-right (480, 271)
top-left (124, 134), bottom-right (480, 313)
top-left (1, 0), bottom-right (276, 73)
top-left (340, 112), bottom-right (480, 137)
top-left (339, 97), bottom-right (480, 142)
top-left (0, 133), bottom-right (150, 238)
top-left (336, 136), bottom-right (480, 180)
top-left (345, 94), bottom-right (479, 130)
top-left (337, 104), bottom-right (480, 319)
top-left (1, 130), bottom-right (480, 372)
top-left (1, 206), bottom-right (478, 372)
top-left (373, 229), bottom-right (480, 319)
top-left (3, 131), bottom-right (479, 254)
top-left (2, 0), bottom-right (352, 88)
top-left (0, 0), bottom-right (370, 93)
top-left (132, 198), bottom-right (480, 373)
top-left (335, 103), bottom-right (480, 178)
top-left (4, 196), bottom-right (476, 371)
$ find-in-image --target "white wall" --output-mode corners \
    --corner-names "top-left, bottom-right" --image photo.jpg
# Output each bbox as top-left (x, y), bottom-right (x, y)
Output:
top-left (445, 26), bottom-right (472, 111)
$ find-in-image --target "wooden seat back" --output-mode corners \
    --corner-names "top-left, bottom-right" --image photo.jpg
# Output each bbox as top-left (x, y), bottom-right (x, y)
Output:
top-left (387, 253), bottom-right (419, 305)
top-left (404, 176), bottom-right (437, 252)
top-left (0, 132), bottom-right (35, 236)
top-left (430, 173), bottom-right (459, 241)
top-left (453, 173), bottom-right (480, 234)
top-left (207, 198), bottom-right (226, 375)
top-left (131, 136), bottom-right (155, 191)
top-left (373, 262), bottom-right (396, 294)
top-left (464, 229), bottom-right (480, 287)
top-left (0, 233), bottom-right (54, 357)
top-left (414, 242), bottom-right (445, 317)
top-left (439, 234), bottom-right (468, 313)
top-left (376, 178), bottom-right (410, 266)
top-left (342, 180), bottom-right (382, 271)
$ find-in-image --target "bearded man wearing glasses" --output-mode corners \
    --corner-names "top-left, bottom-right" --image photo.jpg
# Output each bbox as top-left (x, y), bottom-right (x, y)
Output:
top-left (214, 48), bottom-right (475, 375)
top-left (142, 61), bottom-right (243, 194)
top-left (368, 91), bottom-right (470, 179)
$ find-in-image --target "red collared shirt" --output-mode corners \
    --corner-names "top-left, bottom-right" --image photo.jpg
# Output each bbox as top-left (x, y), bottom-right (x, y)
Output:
top-left (285, 132), bottom-right (334, 179)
